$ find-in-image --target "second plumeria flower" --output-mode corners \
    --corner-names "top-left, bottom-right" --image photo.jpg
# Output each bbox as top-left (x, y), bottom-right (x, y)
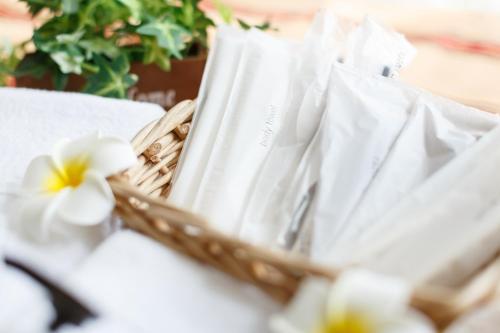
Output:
top-left (16, 133), bottom-right (137, 240)
top-left (271, 269), bottom-right (435, 333)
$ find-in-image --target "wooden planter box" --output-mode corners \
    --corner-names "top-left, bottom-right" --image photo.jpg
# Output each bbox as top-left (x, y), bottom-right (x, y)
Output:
top-left (15, 55), bottom-right (207, 110)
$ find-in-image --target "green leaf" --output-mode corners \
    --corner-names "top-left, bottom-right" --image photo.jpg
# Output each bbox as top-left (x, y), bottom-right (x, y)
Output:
top-left (255, 21), bottom-right (275, 31)
top-left (117, 0), bottom-right (142, 20)
top-left (180, 0), bottom-right (194, 27)
top-left (141, 37), bottom-right (171, 71)
top-left (83, 55), bottom-right (137, 99)
top-left (14, 0), bottom-right (234, 93)
top-left (237, 19), bottom-right (251, 30)
top-left (137, 21), bottom-right (190, 59)
top-left (62, 0), bottom-right (79, 14)
top-left (79, 38), bottom-right (120, 59)
top-left (50, 51), bottom-right (84, 74)
top-left (77, 0), bottom-right (130, 29)
top-left (213, 0), bottom-right (233, 24)
top-left (0, 40), bottom-right (21, 86)
top-left (56, 30), bottom-right (85, 44)
top-left (53, 70), bottom-right (69, 90)
top-left (238, 19), bottom-right (275, 31)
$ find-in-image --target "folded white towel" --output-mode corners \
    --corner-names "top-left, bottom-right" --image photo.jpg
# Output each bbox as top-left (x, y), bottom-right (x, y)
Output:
top-left (56, 317), bottom-right (143, 333)
top-left (0, 266), bottom-right (55, 333)
top-left (0, 88), bottom-right (163, 187)
top-left (67, 230), bottom-right (279, 333)
top-left (0, 88), bottom-right (164, 279)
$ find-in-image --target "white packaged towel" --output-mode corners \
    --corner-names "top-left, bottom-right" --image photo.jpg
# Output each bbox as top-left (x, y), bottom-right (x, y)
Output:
top-left (279, 63), bottom-right (413, 259)
top-left (169, 26), bottom-right (247, 210)
top-left (348, 124), bottom-right (500, 287)
top-left (238, 12), bottom-right (416, 246)
top-left (237, 11), bottom-right (339, 244)
top-left (277, 59), bottom-right (499, 263)
top-left (187, 29), bottom-right (298, 234)
top-left (344, 17), bottom-right (416, 78)
top-left (328, 94), bottom-right (499, 264)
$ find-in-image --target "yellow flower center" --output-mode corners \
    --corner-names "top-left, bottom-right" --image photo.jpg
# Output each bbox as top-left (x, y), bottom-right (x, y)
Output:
top-left (44, 156), bottom-right (89, 193)
top-left (316, 312), bottom-right (372, 333)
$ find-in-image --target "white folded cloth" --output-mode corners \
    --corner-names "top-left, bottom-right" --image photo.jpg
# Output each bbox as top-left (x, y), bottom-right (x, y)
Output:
top-left (0, 88), bottom-right (164, 279)
top-left (66, 230), bottom-right (279, 333)
top-left (0, 266), bottom-right (55, 333)
top-left (0, 88), bottom-right (163, 187)
top-left (56, 317), bottom-right (143, 333)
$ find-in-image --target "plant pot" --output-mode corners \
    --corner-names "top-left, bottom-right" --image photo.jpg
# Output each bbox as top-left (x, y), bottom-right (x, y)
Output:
top-left (15, 55), bottom-right (207, 110)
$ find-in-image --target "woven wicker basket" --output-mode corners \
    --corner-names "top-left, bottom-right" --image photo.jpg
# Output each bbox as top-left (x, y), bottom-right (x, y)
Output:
top-left (109, 99), bottom-right (500, 329)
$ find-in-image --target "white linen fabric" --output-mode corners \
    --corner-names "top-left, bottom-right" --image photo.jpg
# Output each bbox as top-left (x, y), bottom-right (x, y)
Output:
top-left (0, 266), bottom-right (55, 333)
top-left (0, 88), bottom-right (163, 188)
top-left (55, 317), bottom-right (144, 333)
top-left (66, 230), bottom-right (279, 333)
top-left (0, 88), bottom-right (164, 279)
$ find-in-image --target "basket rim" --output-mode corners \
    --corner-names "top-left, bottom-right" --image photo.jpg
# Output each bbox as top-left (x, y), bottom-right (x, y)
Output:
top-left (109, 177), bottom-right (500, 328)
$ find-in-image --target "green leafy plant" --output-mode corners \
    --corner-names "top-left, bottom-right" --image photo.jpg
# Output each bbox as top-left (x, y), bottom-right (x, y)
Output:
top-left (11, 0), bottom-right (267, 98)
top-left (0, 40), bottom-right (21, 86)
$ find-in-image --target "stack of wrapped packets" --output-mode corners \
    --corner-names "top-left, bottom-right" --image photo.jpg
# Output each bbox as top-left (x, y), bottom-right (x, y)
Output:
top-left (170, 10), bottom-right (500, 290)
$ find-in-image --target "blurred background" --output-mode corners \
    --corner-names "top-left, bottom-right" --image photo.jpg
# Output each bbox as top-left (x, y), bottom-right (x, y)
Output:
top-left (1, 0), bottom-right (499, 112)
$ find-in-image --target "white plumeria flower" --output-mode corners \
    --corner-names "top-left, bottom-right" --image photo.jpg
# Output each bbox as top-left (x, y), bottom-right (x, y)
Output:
top-left (271, 269), bottom-right (435, 333)
top-left (17, 133), bottom-right (136, 240)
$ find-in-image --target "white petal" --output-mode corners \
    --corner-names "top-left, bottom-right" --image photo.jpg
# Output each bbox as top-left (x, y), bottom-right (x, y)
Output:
top-left (22, 155), bottom-right (60, 192)
top-left (55, 170), bottom-right (115, 226)
top-left (327, 269), bottom-right (411, 323)
top-left (270, 278), bottom-right (330, 333)
top-left (378, 310), bottom-right (436, 333)
top-left (52, 133), bottom-right (99, 166)
top-left (15, 190), bottom-right (69, 241)
top-left (89, 136), bottom-right (137, 177)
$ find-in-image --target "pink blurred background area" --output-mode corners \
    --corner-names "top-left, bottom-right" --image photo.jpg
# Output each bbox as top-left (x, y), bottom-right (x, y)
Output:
top-left (2, 0), bottom-right (500, 112)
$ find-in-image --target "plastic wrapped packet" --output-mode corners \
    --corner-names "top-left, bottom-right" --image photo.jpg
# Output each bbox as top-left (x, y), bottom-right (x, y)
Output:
top-left (328, 94), bottom-right (500, 265)
top-left (238, 12), bottom-right (415, 246)
top-left (278, 63), bottom-right (415, 259)
top-left (190, 29), bottom-right (299, 234)
top-left (346, 124), bottom-right (500, 287)
top-left (169, 26), bottom-right (247, 209)
top-left (344, 17), bottom-right (416, 78)
top-left (237, 11), bottom-right (340, 244)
